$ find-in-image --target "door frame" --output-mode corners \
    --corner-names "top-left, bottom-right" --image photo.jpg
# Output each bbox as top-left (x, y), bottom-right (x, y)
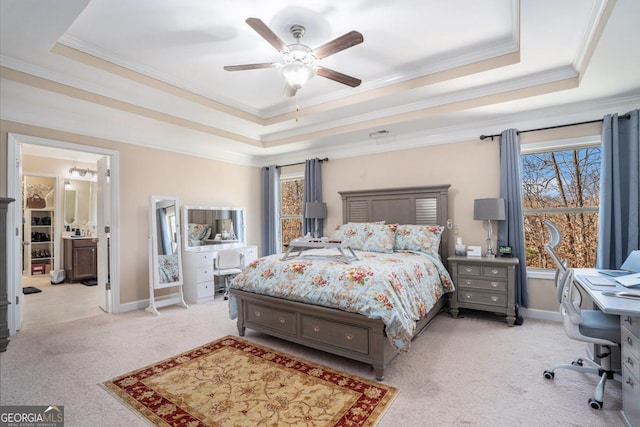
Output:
top-left (6, 133), bottom-right (120, 335)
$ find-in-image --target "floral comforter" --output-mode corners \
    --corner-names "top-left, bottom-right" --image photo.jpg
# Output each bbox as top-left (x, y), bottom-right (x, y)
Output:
top-left (228, 249), bottom-right (455, 351)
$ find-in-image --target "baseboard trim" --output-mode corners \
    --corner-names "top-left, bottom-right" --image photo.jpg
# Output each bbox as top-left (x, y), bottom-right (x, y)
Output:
top-left (520, 308), bottom-right (562, 323)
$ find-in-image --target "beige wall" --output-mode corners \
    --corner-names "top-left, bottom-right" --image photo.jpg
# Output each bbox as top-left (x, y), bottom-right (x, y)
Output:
top-left (1, 119), bottom-right (601, 313)
top-left (1, 120), bottom-right (261, 305)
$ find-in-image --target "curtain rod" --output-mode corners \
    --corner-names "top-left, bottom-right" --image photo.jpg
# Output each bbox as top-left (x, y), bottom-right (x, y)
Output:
top-left (479, 113), bottom-right (631, 141)
top-left (265, 157), bottom-right (329, 169)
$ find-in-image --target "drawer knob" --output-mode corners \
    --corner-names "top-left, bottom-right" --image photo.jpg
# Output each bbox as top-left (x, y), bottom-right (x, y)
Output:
top-left (491, 269), bottom-right (499, 275)
top-left (278, 317), bottom-right (286, 324)
top-left (626, 378), bottom-right (635, 387)
top-left (465, 280), bottom-right (472, 285)
top-left (254, 311), bottom-right (261, 317)
top-left (491, 296), bottom-right (499, 302)
top-left (491, 282), bottom-right (499, 287)
top-left (465, 268), bottom-right (472, 272)
top-left (626, 357), bottom-right (634, 367)
top-left (345, 333), bottom-right (353, 340)
top-left (465, 294), bottom-right (472, 299)
top-left (627, 337), bottom-right (633, 346)
top-left (313, 326), bottom-right (320, 332)
top-left (624, 316), bottom-right (633, 326)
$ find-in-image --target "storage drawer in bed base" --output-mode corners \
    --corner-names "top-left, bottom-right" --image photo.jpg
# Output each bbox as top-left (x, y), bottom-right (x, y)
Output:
top-left (232, 289), bottom-right (445, 380)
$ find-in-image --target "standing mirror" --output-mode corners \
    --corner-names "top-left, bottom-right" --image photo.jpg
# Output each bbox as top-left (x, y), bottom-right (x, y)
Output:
top-left (147, 195), bottom-right (187, 315)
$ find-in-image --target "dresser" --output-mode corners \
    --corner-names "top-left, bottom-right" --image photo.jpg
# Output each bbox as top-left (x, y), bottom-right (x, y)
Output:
top-left (622, 315), bottom-right (640, 427)
top-left (448, 256), bottom-right (519, 326)
top-left (182, 245), bottom-right (258, 304)
top-left (63, 237), bottom-right (98, 282)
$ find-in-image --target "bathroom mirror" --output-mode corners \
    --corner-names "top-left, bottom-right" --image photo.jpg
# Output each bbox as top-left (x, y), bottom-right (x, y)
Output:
top-left (147, 195), bottom-right (187, 315)
top-left (64, 179), bottom-right (97, 229)
top-left (183, 206), bottom-right (246, 251)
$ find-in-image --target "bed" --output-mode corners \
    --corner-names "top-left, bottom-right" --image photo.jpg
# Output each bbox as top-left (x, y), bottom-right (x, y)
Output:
top-left (229, 185), bottom-right (453, 380)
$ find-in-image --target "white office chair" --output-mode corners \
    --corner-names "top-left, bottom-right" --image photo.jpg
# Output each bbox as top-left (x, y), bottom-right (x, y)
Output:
top-left (543, 268), bottom-right (622, 409)
top-left (543, 219), bottom-right (570, 305)
top-left (213, 249), bottom-right (244, 300)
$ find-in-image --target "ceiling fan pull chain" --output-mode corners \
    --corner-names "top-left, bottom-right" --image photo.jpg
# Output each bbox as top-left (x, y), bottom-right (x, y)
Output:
top-left (295, 93), bottom-right (300, 122)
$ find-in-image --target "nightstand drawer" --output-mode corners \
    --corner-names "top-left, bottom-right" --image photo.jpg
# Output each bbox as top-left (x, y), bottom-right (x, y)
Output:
top-left (457, 278), bottom-right (507, 292)
top-left (458, 264), bottom-right (481, 276)
top-left (482, 266), bottom-right (507, 279)
top-left (458, 290), bottom-right (506, 307)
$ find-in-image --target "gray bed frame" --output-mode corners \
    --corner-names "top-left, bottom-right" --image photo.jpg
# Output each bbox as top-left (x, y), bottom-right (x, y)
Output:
top-left (232, 185), bottom-right (451, 380)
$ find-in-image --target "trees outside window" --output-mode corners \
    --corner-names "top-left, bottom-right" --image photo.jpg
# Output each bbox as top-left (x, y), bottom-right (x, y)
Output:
top-left (521, 145), bottom-right (601, 269)
top-left (280, 176), bottom-right (304, 252)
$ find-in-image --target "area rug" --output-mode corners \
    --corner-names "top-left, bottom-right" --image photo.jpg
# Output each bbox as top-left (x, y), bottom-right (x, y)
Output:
top-left (22, 286), bottom-right (42, 294)
top-left (103, 335), bottom-right (398, 426)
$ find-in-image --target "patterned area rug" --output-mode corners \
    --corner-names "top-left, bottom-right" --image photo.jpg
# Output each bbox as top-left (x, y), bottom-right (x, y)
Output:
top-left (103, 336), bottom-right (398, 426)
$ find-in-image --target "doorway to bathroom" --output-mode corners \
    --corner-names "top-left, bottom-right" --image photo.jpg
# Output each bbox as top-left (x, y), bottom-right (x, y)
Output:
top-left (6, 133), bottom-right (120, 335)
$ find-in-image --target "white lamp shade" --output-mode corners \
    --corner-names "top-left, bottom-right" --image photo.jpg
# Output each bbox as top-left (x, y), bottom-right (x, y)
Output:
top-left (473, 198), bottom-right (506, 221)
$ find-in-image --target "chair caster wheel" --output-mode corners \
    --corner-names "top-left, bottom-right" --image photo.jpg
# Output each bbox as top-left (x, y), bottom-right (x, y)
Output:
top-left (571, 359), bottom-right (584, 366)
top-left (224, 296), bottom-right (229, 300)
top-left (588, 398), bottom-right (603, 410)
top-left (543, 370), bottom-right (555, 380)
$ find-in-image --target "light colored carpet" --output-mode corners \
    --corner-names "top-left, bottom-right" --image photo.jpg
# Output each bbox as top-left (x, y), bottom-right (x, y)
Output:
top-left (0, 297), bottom-right (624, 426)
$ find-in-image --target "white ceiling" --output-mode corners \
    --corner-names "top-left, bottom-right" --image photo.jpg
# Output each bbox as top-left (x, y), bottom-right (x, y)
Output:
top-left (1, 0), bottom-right (639, 166)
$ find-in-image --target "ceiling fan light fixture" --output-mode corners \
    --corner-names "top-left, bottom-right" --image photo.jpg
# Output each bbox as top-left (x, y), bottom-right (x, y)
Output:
top-left (281, 61), bottom-right (315, 90)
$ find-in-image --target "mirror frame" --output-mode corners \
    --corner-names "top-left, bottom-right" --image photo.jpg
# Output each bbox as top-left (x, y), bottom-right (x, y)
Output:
top-left (182, 205), bottom-right (246, 251)
top-left (149, 195), bottom-right (184, 289)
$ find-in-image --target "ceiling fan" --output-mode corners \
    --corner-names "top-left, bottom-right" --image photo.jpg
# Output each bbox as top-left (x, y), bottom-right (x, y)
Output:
top-left (224, 18), bottom-right (363, 96)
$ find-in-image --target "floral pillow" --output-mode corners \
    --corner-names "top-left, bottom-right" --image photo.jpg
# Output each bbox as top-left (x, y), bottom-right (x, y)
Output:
top-left (394, 224), bottom-right (444, 255)
top-left (187, 223), bottom-right (211, 241)
top-left (332, 222), bottom-right (397, 253)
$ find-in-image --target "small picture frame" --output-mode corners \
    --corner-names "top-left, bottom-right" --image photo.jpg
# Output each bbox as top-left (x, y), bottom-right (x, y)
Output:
top-left (467, 245), bottom-right (482, 257)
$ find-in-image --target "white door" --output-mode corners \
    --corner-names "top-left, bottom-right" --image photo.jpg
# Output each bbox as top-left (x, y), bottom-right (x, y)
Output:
top-left (97, 156), bottom-right (111, 312)
top-left (9, 144), bottom-right (24, 333)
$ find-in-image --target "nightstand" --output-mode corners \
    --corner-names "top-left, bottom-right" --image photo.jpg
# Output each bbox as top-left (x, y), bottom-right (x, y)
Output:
top-left (448, 256), bottom-right (519, 326)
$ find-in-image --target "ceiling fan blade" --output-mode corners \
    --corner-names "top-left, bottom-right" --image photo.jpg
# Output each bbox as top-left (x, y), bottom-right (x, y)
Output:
top-left (245, 17), bottom-right (289, 53)
top-left (223, 63), bottom-right (277, 71)
top-left (313, 31), bottom-right (363, 59)
top-left (316, 67), bottom-right (361, 87)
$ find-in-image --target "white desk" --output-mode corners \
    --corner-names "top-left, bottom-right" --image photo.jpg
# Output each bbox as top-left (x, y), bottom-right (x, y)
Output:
top-left (574, 269), bottom-right (640, 427)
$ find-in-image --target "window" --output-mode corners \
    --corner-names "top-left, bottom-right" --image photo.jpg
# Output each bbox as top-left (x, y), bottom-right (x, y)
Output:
top-left (521, 142), bottom-right (601, 269)
top-left (280, 176), bottom-right (304, 252)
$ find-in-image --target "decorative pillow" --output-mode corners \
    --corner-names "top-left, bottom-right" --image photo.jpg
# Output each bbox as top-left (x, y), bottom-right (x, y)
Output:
top-left (394, 224), bottom-right (444, 255)
top-left (187, 223), bottom-right (211, 241)
top-left (332, 223), bottom-right (397, 253)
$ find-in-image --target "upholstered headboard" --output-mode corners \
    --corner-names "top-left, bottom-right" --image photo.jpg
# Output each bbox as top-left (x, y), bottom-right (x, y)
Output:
top-left (339, 185), bottom-right (451, 259)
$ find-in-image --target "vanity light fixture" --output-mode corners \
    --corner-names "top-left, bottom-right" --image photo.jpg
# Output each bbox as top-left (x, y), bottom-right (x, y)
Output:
top-left (69, 166), bottom-right (97, 178)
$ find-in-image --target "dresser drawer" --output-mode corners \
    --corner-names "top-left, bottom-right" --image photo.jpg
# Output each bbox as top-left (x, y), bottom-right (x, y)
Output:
top-left (246, 303), bottom-right (297, 335)
top-left (622, 315), bottom-right (640, 338)
top-left (458, 290), bottom-right (506, 307)
top-left (622, 368), bottom-right (640, 427)
top-left (195, 252), bottom-right (215, 268)
top-left (301, 316), bottom-right (369, 354)
top-left (456, 277), bottom-right (507, 292)
top-left (197, 281), bottom-right (214, 299)
top-left (458, 264), bottom-right (481, 276)
top-left (196, 266), bottom-right (213, 283)
top-left (481, 266), bottom-right (507, 279)
top-left (622, 326), bottom-right (640, 359)
top-left (623, 346), bottom-right (640, 381)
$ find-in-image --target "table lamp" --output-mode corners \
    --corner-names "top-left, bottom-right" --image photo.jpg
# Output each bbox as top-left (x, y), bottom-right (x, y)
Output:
top-left (305, 202), bottom-right (327, 238)
top-left (473, 198), bottom-right (506, 258)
